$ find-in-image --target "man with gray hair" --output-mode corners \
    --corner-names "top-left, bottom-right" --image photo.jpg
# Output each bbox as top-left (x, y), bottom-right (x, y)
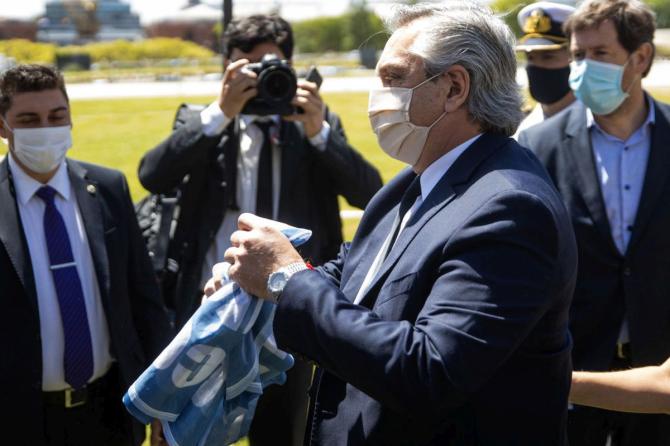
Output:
top-left (205, 2), bottom-right (577, 444)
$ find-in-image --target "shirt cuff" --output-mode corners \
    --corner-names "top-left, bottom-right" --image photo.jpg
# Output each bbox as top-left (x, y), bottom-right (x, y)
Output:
top-left (308, 121), bottom-right (331, 152)
top-left (200, 101), bottom-right (232, 136)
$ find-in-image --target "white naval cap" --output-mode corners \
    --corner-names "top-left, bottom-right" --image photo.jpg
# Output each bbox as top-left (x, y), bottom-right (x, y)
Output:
top-left (516, 1), bottom-right (576, 51)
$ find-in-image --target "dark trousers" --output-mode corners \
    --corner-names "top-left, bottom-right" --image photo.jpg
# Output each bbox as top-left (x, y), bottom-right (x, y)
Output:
top-left (568, 407), bottom-right (670, 446)
top-left (248, 358), bottom-right (314, 446)
top-left (43, 366), bottom-right (136, 446)
top-left (568, 353), bottom-right (670, 446)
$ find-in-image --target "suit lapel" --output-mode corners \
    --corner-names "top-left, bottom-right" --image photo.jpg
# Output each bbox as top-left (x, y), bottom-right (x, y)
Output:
top-left (340, 171), bottom-right (416, 301)
top-left (563, 105), bottom-right (620, 256)
top-left (358, 182), bottom-right (457, 308)
top-left (0, 158), bottom-right (39, 311)
top-left (67, 160), bottom-right (111, 305)
top-left (358, 133), bottom-right (505, 307)
top-left (628, 101), bottom-right (670, 253)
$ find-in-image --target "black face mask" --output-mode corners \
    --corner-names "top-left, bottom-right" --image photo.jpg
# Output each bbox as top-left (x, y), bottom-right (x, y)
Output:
top-left (526, 65), bottom-right (571, 105)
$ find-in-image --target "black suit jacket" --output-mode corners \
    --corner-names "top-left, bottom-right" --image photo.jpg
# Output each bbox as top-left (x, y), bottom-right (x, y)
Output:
top-left (138, 109), bottom-right (383, 326)
top-left (274, 133), bottom-right (578, 445)
top-left (0, 157), bottom-right (171, 446)
top-left (518, 99), bottom-right (670, 371)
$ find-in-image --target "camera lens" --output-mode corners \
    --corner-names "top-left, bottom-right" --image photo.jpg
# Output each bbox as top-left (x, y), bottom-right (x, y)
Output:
top-left (262, 69), bottom-right (295, 102)
top-left (265, 71), bottom-right (291, 99)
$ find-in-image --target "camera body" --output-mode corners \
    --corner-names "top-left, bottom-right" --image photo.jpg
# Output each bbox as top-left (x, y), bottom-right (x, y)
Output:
top-left (241, 54), bottom-right (297, 116)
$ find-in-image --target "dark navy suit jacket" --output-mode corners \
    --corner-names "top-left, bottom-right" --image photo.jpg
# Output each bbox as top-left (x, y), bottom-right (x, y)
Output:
top-left (519, 100), bottom-right (670, 372)
top-left (273, 133), bottom-right (578, 445)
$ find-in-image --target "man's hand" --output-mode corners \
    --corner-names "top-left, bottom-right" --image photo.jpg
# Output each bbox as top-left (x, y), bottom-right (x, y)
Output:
top-left (218, 59), bottom-right (258, 118)
top-left (150, 419), bottom-right (167, 446)
top-left (223, 213), bottom-right (304, 299)
top-left (284, 80), bottom-right (325, 138)
top-left (203, 262), bottom-right (229, 299)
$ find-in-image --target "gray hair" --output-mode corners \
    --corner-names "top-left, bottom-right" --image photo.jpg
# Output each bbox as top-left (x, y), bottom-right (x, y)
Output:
top-left (385, 1), bottom-right (523, 136)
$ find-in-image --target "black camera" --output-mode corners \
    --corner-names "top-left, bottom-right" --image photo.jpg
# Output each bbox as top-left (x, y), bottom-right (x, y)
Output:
top-left (241, 54), bottom-right (297, 116)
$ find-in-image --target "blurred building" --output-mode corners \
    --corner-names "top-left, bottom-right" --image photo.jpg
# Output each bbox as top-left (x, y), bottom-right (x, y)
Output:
top-left (37, 0), bottom-right (144, 45)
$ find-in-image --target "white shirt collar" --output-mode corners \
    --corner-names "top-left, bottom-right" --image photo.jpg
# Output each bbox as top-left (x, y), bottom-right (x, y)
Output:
top-left (8, 154), bottom-right (71, 205)
top-left (419, 133), bottom-right (482, 200)
top-left (239, 114), bottom-right (281, 131)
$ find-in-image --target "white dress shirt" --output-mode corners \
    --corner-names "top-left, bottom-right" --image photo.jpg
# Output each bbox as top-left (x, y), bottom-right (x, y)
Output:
top-left (199, 102), bottom-right (330, 286)
top-left (354, 134), bottom-right (482, 304)
top-left (8, 154), bottom-right (113, 391)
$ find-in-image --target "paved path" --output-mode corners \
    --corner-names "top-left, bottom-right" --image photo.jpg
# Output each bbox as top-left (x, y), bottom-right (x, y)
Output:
top-left (66, 60), bottom-right (670, 100)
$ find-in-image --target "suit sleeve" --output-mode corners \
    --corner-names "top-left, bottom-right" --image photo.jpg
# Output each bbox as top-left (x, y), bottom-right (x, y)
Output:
top-left (118, 173), bottom-right (173, 359)
top-left (314, 241), bottom-right (351, 289)
top-left (138, 110), bottom-right (224, 193)
top-left (310, 111), bottom-right (383, 209)
top-left (274, 190), bottom-right (561, 422)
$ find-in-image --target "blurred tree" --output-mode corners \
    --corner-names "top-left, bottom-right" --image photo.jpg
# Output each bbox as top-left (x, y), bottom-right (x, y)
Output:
top-left (292, 17), bottom-right (347, 53)
top-left (346, 1), bottom-right (387, 50)
top-left (646, 0), bottom-right (670, 28)
top-left (490, 0), bottom-right (527, 38)
top-left (292, 2), bottom-right (387, 63)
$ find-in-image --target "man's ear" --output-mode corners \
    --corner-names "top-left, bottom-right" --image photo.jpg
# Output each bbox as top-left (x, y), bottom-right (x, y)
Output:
top-left (443, 65), bottom-right (470, 113)
top-left (632, 42), bottom-right (653, 76)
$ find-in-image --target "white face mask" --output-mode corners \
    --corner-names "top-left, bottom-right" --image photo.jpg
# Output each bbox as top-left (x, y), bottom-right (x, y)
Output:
top-left (3, 122), bottom-right (72, 174)
top-left (368, 73), bottom-right (446, 166)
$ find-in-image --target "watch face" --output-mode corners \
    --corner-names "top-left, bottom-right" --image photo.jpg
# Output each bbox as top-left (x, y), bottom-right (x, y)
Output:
top-left (268, 271), bottom-right (289, 294)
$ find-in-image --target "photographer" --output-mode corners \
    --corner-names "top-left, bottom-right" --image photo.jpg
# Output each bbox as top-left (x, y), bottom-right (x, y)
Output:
top-left (138, 14), bottom-right (382, 446)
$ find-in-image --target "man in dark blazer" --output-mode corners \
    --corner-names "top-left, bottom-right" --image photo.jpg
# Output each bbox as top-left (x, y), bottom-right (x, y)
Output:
top-left (206, 3), bottom-right (578, 445)
top-left (0, 65), bottom-right (171, 445)
top-left (138, 14), bottom-right (382, 446)
top-left (518, 0), bottom-right (670, 444)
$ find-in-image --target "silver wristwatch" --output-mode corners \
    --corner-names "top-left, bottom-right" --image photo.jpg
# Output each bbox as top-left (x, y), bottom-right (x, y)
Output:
top-left (267, 262), bottom-right (308, 301)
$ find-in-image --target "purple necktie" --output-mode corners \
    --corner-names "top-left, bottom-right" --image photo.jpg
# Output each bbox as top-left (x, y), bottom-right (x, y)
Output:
top-left (36, 186), bottom-right (94, 389)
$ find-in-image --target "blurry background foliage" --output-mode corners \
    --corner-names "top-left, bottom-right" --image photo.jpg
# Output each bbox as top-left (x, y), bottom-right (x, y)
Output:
top-left (292, 4), bottom-right (388, 54)
top-left (0, 38), bottom-right (215, 65)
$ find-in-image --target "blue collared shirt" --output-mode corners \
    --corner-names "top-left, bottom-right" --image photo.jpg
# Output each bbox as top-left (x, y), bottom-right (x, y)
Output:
top-left (587, 96), bottom-right (655, 255)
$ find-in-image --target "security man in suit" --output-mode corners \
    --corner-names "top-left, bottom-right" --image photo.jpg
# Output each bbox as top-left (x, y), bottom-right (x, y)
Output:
top-left (0, 64), bottom-right (171, 445)
top-left (138, 14), bottom-right (382, 446)
top-left (206, 3), bottom-right (578, 445)
top-left (518, 0), bottom-right (670, 444)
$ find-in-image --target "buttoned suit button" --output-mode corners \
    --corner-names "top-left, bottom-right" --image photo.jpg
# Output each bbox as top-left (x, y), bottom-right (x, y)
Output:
top-left (623, 267), bottom-right (632, 277)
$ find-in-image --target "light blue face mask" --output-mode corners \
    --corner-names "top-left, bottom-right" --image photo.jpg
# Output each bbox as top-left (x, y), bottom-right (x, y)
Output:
top-left (569, 58), bottom-right (632, 115)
